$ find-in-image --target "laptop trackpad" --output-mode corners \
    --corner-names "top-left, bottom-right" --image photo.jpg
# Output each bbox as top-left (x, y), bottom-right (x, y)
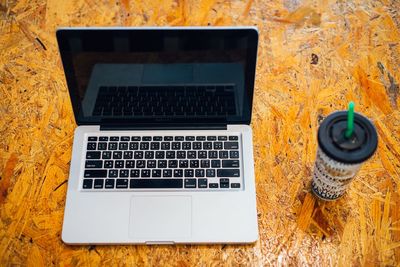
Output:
top-left (129, 196), bottom-right (192, 240)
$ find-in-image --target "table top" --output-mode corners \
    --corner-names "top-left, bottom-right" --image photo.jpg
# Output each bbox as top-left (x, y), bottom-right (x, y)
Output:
top-left (1, 0), bottom-right (399, 265)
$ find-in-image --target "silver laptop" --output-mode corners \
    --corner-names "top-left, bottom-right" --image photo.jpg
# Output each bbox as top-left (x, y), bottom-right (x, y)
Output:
top-left (57, 27), bottom-right (259, 244)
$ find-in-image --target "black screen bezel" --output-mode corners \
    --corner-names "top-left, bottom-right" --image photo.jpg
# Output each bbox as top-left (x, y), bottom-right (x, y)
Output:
top-left (56, 27), bottom-right (258, 126)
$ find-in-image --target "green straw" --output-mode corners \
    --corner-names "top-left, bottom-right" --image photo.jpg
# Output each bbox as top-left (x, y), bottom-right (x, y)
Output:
top-left (345, 101), bottom-right (355, 139)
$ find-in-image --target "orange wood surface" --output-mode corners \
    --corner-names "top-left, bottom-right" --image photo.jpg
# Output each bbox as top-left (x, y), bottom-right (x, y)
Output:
top-left (0, 0), bottom-right (399, 265)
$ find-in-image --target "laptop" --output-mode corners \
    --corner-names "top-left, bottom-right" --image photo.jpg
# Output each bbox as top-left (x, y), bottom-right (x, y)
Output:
top-left (57, 27), bottom-right (259, 244)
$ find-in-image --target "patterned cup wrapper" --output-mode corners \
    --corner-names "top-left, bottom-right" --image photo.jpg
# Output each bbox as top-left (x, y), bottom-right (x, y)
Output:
top-left (312, 148), bottom-right (362, 200)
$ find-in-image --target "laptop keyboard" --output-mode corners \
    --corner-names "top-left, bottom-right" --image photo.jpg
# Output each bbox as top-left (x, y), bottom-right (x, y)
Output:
top-left (82, 135), bottom-right (242, 190)
top-left (93, 85), bottom-right (237, 117)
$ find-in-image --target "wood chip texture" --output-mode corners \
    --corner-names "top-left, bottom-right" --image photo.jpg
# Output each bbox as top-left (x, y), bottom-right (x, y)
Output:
top-left (0, 0), bottom-right (399, 266)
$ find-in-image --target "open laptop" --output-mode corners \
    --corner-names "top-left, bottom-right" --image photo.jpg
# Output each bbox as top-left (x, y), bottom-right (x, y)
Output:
top-left (57, 27), bottom-right (259, 244)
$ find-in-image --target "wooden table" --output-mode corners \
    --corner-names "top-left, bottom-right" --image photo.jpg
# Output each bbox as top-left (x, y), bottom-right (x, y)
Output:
top-left (1, 0), bottom-right (399, 265)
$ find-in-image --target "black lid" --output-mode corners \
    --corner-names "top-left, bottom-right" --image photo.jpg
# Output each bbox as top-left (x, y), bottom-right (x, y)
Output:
top-left (317, 111), bottom-right (378, 164)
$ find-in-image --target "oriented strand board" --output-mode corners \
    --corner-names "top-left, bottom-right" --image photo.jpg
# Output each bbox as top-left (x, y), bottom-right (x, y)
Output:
top-left (0, 0), bottom-right (399, 265)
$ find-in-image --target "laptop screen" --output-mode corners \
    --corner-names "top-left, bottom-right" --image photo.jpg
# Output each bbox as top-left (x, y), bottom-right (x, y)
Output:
top-left (57, 28), bottom-right (258, 126)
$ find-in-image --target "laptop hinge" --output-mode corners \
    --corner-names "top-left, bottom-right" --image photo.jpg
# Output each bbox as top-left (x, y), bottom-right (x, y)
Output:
top-left (100, 123), bottom-right (227, 131)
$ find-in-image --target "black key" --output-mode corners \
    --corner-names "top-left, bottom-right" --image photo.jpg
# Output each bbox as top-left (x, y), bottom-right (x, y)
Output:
top-left (203, 142), bottom-right (212, 149)
top-left (158, 160), bottom-right (167, 168)
top-left (83, 179), bottom-right (93, 189)
top-left (179, 160), bottom-right (188, 168)
top-left (163, 169), bottom-right (172, 177)
top-left (132, 136), bottom-right (141, 141)
top-left (218, 136), bottom-right (227, 141)
top-left (126, 160), bottom-right (135, 168)
top-left (110, 136), bottom-right (119, 141)
top-left (182, 142), bottom-right (191, 150)
top-left (105, 179), bottom-right (115, 189)
top-left (198, 178), bottom-right (208, 188)
top-left (209, 151), bottom-right (218, 159)
top-left (206, 169), bottom-right (215, 177)
top-left (147, 160), bottom-right (156, 168)
top-left (187, 151), bottom-right (196, 159)
top-left (174, 169), bottom-right (183, 177)
top-left (219, 151), bottom-right (229, 159)
top-left (168, 160), bottom-right (178, 168)
top-left (209, 183), bottom-right (218, 188)
top-left (119, 142), bottom-right (128, 150)
top-left (136, 160), bottom-right (146, 168)
top-left (123, 151), bottom-right (133, 159)
top-left (153, 136), bottom-right (162, 141)
top-left (184, 178), bottom-right (196, 188)
top-left (196, 136), bottom-right (206, 141)
top-left (193, 142), bottom-right (202, 150)
top-left (129, 142), bottom-right (139, 150)
top-left (229, 136), bottom-right (239, 141)
top-left (84, 170), bottom-right (107, 178)
top-left (171, 142), bottom-right (181, 150)
top-left (141, 169), bottom-right (151, 177)
top-left (150, 142), bottom-right (160, 150)
top-left (190, 160), bottom-right (199, 168)
top-left (207, 136), bottom-right (216, 141)
top-left (86, 151), bottom-right (101, 159)
top-left (98, 142), bottom-right (107, 150)
top-left (230, 151), bottom-right (239, 158)
top-left (130, 169), bottom-right (140, 177)
top-left (87, 142), bottom-right (97, 150)
top-left (224, 142), bottom-right (239, 149)
top-left (134, 151), bottom-right (144, 159)
top-left (164, 136), bottom-right (173, 141)
top-left (217, 169), bottom-right (240, 177)
top-left (166, 151), bottom-right (176, 159)
top-left (195, 169), bottom-right (205, 177)
top-left (116, 179), bottom-right (128, 188)
top-left (94, 179), bottom-right (104, 189)
top-left (211, 160), bottom-right (221, 168)
top-left (152, 169), bottom-right (162, 177)
top-left (231, 183), bottom-right (241, 188)
top-left (85, 160), bottom-right (103, 168)
top-left (175, 136), bottom-right (184, 141)
top-left (108, 142), bottom-right (118, 150)
top-left (130, 179), bottom-right (183, 188)
top-left (113, 151), bottom-right (122, 159)
top-left (219, 178), bottom-right (229, 188)
top-left (104, 160), bottom-right (113, 168)
top-left (222, 160), bottom-right (240, 168)
top-left (184, 169), bottom-right (194, 177)
top-left (115, 160), bottom-right (124, 168)
top-left (161, 142), bottom-right (170, 150)
top-left (201, 160), bottom-right (210, 168)
top-left (145, 151), bottom-right (155, 159)
top-left (140, 142), bottom-right (149, 150)
top-left (120, 169), bottom-right (129, 177)
top-left (99, 136), bottom-right (108, 141)
top-left (213, 142), bottom-right (223, 149)
top-left (177, 151), bottom-right (186, 159)
top-left (198, 151), bottom-right (207, 158)
top-left (109, 170), bottom-right (118, 178)
top-left (185, 136), bottom-right (195, 141)
top-left (143, 136), bottom-right (151, 141)
top-left (121, 136), bottom-right (130, 141)
top-left (156, 151), bottom-right (165, 159)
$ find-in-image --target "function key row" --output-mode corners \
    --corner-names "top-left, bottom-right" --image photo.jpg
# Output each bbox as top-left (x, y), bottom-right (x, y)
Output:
top-left (87, 136), bottom-right (239, 142)
top-left (87, 141), bottom-right (239, 151)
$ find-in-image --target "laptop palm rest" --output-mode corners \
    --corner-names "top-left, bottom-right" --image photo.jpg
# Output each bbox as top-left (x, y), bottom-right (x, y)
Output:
top-left (129, 196), bottom-right (192, 241)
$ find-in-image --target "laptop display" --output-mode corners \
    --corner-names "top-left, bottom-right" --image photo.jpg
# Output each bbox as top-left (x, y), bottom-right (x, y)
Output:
top-left (57, 29), bottom-right (258, 126)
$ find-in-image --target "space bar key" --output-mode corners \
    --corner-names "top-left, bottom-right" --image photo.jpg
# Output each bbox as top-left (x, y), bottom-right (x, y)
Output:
top-left (130, 179), bottom-right (183, 188)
